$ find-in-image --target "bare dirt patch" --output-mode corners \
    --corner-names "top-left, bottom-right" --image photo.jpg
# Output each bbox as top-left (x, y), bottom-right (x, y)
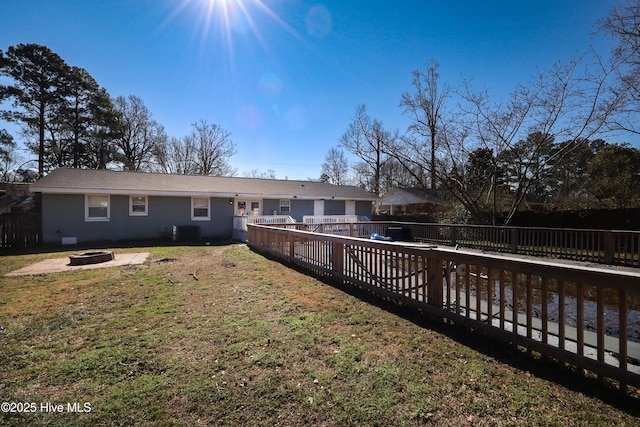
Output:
top-left (0, 277), bottom-right (102, 316)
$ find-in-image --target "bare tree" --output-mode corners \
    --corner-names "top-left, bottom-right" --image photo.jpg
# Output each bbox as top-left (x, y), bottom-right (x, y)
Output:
top-left (321, 147), bottom-right (350, 185)
top-left (154, 120), bottom-right (236, 176)
top-left (600, 1), bottom-right (640, 61)
top-left (399, 59), bottom-right (450, 190)
top-left (187, 119), bottom-right (236, 176)
top-left (244, 169), bottom-right (276, 179)
top-left (378, 157), bottom-right (421, 195)
top-left (340, 105), bottom-right (396, 196)
top-left (455, 55), bottom-right (617, 224)
top-left (113, 95), bottom-right (167, 171)
top-left (598, 0), bottom-right (640, 135)
top-left (153, 136), bottom-right (198, 174)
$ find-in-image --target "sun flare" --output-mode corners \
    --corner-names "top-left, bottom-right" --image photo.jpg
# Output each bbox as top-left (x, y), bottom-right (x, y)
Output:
top-left (170, 0), bottom-right (298, 52)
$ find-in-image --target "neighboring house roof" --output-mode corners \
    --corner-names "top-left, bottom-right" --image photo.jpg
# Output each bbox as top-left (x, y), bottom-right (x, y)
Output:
top-left (0, 182), bottom-right (35, 213)
top-left (31, 168), bottom-right (376, 201)
top-left (0, 193), bottom-right (34, 212)
top-left (378, 187), bottom-right (445, 206)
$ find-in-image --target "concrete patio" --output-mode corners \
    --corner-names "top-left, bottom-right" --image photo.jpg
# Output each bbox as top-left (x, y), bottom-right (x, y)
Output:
top-left (5, 252), bottom-right (150, 276)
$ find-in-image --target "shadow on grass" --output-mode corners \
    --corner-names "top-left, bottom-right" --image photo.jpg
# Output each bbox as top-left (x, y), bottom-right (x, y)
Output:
top-left (261, 249), bottom-right (640, 418)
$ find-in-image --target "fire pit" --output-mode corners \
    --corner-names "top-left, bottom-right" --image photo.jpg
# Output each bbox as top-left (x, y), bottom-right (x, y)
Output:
top-left (69, 251), bottom-right (115, 266)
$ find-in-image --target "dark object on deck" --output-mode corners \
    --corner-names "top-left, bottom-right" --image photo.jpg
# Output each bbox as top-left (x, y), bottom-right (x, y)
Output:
top-left (172, 225), bottom-right (200, 242)
top-left (69, 251), bottom-right (115, 266)
top-left (371, 233), bottom-right (392, 241)
top-left (385, 226), bottom-right (411, 241)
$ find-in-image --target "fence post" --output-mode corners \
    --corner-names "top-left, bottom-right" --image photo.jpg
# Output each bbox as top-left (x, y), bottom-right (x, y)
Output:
top-left (288, 229), bottom-right (295, 258)
top-left (0, 213), bottom-right (5, 248)
top-left (604, 231), bottom-right (614, 265)
top-left (511, 227), bottom-right (519, 254)
top-left (450, 226), bottom-right (458, 247)
top-left (331, 241), bottom-right (344, 279)
top-left (427, 257), bottom-right (443, 306)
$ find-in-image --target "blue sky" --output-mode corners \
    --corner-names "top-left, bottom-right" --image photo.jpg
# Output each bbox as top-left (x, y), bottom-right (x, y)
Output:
top-left (0, 0), bottom-right (627, 180)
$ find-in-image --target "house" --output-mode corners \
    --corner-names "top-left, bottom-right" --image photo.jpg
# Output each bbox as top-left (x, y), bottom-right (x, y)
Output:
top-left (0, 182), bottom-right (34, 214)
top-left (30, 168), bottom-right (376, 244)
top-left (377, 187), bottom-right (447, 216)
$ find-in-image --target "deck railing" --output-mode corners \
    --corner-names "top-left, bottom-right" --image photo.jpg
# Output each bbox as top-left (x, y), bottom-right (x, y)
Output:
top-left (248, 223), bottom-right (640, 390)
top-left (232, 215), bottom-right (296, 241)
top-left (303, 215), bottom-right (359, 224)
top-left (279, 222), bottom-right (640, 268)
top-left (233, 215), bottom-right (296, 229)
top-left (401, 223), bottom-right (640, 267)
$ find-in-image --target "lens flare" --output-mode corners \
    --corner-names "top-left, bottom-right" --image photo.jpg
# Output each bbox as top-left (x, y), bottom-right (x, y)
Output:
top-left (259, 72), bottom-right (283, 98)
top-left (305, 5), bottom-right (332, 39)
top-left (168, 0), bottom-right (299, 53)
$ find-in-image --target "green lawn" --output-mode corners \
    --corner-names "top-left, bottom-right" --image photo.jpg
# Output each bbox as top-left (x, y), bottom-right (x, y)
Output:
top-left (1, 243), bottom-right (638, 426)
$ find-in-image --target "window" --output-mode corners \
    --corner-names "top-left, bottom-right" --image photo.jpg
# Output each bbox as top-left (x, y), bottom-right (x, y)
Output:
top-left (251, 201), bottom-right (260, 216)
top-left (129, 195), bottom-right (148, 216)
top-left (191, 197), bottom-right (210, 220)
top-left (279, 199), bottom-right (290, 213)
top-left (85, 195), bottom-right (110, 221)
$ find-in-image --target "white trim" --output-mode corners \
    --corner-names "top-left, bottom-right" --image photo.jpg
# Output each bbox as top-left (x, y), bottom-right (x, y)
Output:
top-left (191, 197), bottom-right (210, 221)
top-left (129, 195), bottom-right (148, 216)
top-left (85, 194), bottom-right (110, 222)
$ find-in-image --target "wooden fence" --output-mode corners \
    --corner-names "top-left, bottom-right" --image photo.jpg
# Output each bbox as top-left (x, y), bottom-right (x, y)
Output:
top-left (247, 224), bottom-right (640, 390)
top-left (291, 222), bottom-right (640, 268)
top-left (0, 213), bottom-right (41, 249)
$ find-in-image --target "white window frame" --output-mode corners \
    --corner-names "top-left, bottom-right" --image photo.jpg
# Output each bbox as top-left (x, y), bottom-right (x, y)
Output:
top-left (279, 199), bottom-right (291, 213)
top-left (85, 194), bottom-right (110, 222)
top-left (191, 197), bottom-right (210, 221)
top-left (129, 195), bottom-right (148, 216)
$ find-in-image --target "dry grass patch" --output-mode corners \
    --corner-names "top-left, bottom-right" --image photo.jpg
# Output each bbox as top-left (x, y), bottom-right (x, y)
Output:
top-left (0, 277), bottom-right (103, 316)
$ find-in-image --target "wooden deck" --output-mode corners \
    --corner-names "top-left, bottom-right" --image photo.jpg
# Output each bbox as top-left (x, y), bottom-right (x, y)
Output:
top-left (300, 221), bottom-right (640, 268)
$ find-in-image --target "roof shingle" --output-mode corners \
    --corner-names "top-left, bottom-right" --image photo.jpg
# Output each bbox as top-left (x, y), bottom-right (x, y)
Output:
top-left (31, 168), bottom-right (376, 201)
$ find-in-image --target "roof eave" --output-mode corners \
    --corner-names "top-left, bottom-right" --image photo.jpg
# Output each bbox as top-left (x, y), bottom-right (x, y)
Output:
top-left (31, 187), bottom-right (375, 201)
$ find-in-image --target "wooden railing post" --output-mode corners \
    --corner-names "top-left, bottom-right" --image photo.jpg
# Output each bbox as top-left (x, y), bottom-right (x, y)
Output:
top-left (510, 227), bottom-right (519, 254)
top-left (331, 241), bottom-right (344, 278)
top-left (288, 229), bottom-right (295, 258)
top-left (604, 231), bottom-right (614, 265)
top-left (450, 226), bottom-right (458, 247)
top-left (427, 257), bottom-right (443, 307)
